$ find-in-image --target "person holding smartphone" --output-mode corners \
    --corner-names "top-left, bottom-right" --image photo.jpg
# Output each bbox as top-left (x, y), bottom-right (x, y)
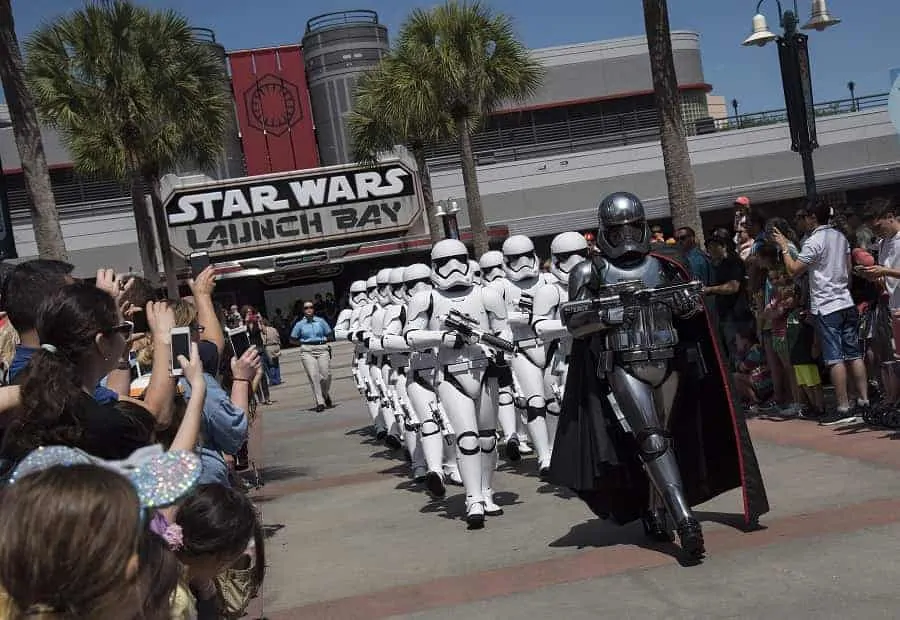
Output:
top-left (290, 301), bottom-right (334, 412)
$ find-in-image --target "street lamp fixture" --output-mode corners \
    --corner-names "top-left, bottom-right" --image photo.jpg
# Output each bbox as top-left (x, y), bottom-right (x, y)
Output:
top-left (741, 0), bottom-right (841, 202)
top-left (434, 198), bottom-right (460, 240)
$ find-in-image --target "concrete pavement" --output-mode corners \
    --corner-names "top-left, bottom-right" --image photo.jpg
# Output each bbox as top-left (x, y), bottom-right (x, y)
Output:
top-left (246, 342), bottom-right (900, 619)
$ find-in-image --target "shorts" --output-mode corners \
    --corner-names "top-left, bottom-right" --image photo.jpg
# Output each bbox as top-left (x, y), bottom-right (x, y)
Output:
top-left (793, 364), bottom-right (821, 387)
top-left (814, 306), bottom-right (861, 366)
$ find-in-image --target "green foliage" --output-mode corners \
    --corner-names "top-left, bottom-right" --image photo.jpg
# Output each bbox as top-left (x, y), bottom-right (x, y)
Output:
top-left (349, 1), bottom-right (544, 163)
top-left (24, 0), bottom-right (229, 180)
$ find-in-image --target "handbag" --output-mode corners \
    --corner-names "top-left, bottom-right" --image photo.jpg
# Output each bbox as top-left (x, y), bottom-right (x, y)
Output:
top-left (213, 551), bottom-right (261, 620)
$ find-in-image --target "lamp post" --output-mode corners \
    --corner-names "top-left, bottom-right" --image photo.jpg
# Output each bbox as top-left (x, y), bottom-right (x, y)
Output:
top-left (434, 198), bottom-right (460, 240)
top-left (847, 80), bottom-right (857, 111)
top-left (731, 98), bottom-right (740, 127)
top-left (742, 0), bottom-right (841, 203)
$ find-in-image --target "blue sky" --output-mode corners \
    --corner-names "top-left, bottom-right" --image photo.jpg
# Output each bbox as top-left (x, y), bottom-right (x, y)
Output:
top-left (9, 0), bottom-right (900, 114)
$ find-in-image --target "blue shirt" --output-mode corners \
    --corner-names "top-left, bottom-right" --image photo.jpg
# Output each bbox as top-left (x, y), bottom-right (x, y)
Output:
top-left (179, 372), bottom-right (248, 486)
top-left (684, 247), bottom-right (713, 286)
top-left (290, 316), bottom-right (333, 344)
top-left (10, 345), bottom-right (118, 404)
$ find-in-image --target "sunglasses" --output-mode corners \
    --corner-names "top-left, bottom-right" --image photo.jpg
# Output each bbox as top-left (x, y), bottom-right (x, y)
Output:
top-left (106, 320), bottom-right (134, 339)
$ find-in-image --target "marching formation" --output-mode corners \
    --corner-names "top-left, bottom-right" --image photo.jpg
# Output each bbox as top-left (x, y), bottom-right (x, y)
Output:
top-left (335, 191), bottom-right (770, 562)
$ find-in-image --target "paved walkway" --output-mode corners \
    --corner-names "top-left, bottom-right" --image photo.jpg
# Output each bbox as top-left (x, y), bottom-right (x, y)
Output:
top-left (247, 342), bottom-right (900, 619)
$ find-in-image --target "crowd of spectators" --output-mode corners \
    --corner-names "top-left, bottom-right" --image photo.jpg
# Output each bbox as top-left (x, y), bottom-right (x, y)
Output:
top-left (0, 260), bottom-right (266, 619)
top-left (682, 195), bottom-right (900, 427)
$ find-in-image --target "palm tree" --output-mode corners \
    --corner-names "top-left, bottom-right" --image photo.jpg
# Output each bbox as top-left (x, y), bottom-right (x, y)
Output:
top-left (348, 52), bottom-right (454, 243)
top-left (396, 1), bottom-right (542, 255)
top-left (642, 0), bottom-right (702, 243)
top-left (0, 0), bottom-right (68, 260)
top-left (25, 1), bottom-right (230, 297)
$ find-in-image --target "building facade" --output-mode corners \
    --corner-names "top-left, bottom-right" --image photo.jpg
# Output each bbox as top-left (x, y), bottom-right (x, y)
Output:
top-left (1, 16), bottom-right (899, 311)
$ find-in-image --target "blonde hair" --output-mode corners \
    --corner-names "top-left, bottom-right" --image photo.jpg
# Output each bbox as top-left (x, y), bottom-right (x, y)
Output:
top-left (136, 300), bottom-right (197, 367)
top-left (0, 320), bottom-right (19, 368)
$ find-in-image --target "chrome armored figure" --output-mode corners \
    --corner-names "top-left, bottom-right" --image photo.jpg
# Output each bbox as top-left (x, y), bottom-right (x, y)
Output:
top-left (564, 192), bottom-right (707, 557)
top-left (490, 235), bottom-right (554, 476)
top-left (404, 239), bottom-right (511, 528)
top-left (531, 232), bottom-right (589, 422)
top-left (554, 191), bottom-right (770, 563)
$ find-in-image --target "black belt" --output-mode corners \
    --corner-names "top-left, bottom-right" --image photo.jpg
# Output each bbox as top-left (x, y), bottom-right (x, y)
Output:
top-left (302, 340), bottom-right (327, 345)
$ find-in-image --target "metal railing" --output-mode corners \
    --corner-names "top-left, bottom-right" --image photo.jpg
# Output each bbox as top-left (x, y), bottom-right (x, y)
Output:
top-left (305, 10), bottom-right (380, 33)
top-left (189, 27), bottom-right (217, 44)
top-left (425, 91), bottom-right (891, 171)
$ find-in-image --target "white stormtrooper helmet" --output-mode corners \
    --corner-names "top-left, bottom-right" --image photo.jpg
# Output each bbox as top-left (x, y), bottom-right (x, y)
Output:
top-left (478, 251), bottom-right (505, 282)
top-left (375, 268), bottom-right (393, 305)
top-left (550, 231), bottom-right (589, 284)
top-left (349, 280), bottom-right (368, 308)
top-left (469, 260), bottom-right (483, 285)
top-left (388, 267), bottom-right (406, 304)
top-left (403, 263), bottom-right (432, 299)
top-left (502, 235), bottom-right (539, 281)
top-left (365, 276), bottom-right (378, 302)
top-left (430, 239), bottom-right (472, 290)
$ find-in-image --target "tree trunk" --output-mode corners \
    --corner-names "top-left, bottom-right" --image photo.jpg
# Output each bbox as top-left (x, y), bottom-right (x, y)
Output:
top-left (146, 174), bottom-right (180, 299)
top-left (411, 143), bottom-right (443, 243)
top-left (129, 171), bottom-right (160, 282)
top-left (642, 0), bottom-right (702, 244)
top-left (456, 118), bottom-right (489, 256)
top-left (0, 0), bottom-right (67, 260)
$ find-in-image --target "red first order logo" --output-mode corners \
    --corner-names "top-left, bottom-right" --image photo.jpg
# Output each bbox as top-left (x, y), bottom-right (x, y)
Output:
top-left (245, 74), bottom-right (303, 136)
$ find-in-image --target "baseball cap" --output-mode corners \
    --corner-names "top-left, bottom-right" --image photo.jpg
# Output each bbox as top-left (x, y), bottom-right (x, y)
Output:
top-left (734, 196), bottom-right (750, 207)
top-left (9, 445), bottom-right (201, 509)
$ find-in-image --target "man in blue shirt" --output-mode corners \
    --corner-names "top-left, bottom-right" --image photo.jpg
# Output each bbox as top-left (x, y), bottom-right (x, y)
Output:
top-left (290, 301), bottom-right (334, 412)
top-left (675, 227), bottom-right (713, 286)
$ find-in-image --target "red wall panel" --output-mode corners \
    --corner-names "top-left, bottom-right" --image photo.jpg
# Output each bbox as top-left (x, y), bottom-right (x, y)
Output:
top-left (228, 46), bottom-right (320, 176)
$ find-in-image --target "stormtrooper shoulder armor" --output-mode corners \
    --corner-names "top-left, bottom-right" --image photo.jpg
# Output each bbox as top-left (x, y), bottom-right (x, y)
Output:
top-left (569, 256), bottom-right (606, 301)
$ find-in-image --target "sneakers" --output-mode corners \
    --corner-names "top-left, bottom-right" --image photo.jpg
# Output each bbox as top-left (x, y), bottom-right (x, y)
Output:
top-left (819, 410), bottom-right (861, 426)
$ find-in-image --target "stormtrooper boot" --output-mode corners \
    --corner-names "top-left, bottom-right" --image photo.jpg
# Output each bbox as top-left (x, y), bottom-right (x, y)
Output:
top-left (525, 411), bottom-right (553, 478)
top-left (480, 430), bottom-right (503, 516)
top-left (456, 433), bottom-right (485, 528)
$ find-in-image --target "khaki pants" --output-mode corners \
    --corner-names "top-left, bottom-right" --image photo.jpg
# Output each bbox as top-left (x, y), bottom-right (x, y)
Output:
top-left (300, 344), bottom-right (332, 406)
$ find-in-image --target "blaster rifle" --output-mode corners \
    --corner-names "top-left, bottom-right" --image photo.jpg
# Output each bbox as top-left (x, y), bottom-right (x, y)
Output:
top-left (428, 400), bottom-right (455, 445)
top-left (560, 294), bottom-right (623, 327)
top-left (619, 280), bottom-right (703, 307)
top-left (444, 309), bottom-right (517, 353)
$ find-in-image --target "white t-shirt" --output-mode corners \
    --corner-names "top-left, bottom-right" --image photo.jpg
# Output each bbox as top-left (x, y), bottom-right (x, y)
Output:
top-left (797, 225), bottom-right (854, 316)
top-left (878, 232), bottom-right (900, 310)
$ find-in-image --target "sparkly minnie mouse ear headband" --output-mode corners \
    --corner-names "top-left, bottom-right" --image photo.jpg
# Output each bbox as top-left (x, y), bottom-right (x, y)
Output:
top-left (8, 444), bottom-right (201, 510)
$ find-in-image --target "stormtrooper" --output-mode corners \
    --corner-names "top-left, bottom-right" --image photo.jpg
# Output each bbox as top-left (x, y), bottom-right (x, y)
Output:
top-left (334, 280), bottom-right (370, 396)
top-left (479, 251), bottom-right (533, 460)
top-left (369, 268), bottom-right (403, 450)
top-left (381, 263), bottom-right (462, 496)
top-left (341, 276), bottom-right (387, 439)
top-left (551, 191), bottom-right (769, 561)
top-left (404, 239), bottom-right (511, 528)
top-left (530, 232), bottom-right (589, 423)
top-left (490, 235), bottom-right (554, 477)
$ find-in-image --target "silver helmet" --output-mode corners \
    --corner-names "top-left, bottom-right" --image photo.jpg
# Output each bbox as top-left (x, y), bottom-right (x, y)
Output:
top-left (596, 191), bottom-right (650, 259)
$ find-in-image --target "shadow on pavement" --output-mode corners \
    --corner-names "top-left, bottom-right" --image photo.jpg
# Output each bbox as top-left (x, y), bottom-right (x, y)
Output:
top-left (258, 465), bottom-right (310, 483)
top-left (419, 491), bottom-right (523, 523)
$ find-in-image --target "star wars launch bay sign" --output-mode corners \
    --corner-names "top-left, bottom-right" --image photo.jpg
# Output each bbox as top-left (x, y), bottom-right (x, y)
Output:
top-left (164, 162), bottom-right (422, 256)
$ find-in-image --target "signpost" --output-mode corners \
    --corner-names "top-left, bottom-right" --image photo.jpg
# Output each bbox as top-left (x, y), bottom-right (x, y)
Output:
top-left (163, 160), bottom-right (423, 257)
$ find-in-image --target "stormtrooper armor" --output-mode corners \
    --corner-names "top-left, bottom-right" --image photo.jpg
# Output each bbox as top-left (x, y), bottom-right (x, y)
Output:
top-left (565, 191), bottom-right (706, 558)
top-left (346, 276), bottom-right (385, 438)
top-left (531, 232), bottom-right (589, 418)
top-left (469, 260), bottom-right (483, 285)
top-left (335, 280), bottom-right (369, 394)
top-left (490, 235), bottom-right (554, 476)
top-left (404, 239), bottom-right (510, 528)
top-left (479, 251), bottom-right (505, 283)
top-left (369, 268), bottom-right (403, 449)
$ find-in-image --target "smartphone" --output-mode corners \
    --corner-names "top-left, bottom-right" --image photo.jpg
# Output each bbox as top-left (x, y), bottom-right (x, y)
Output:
top-left (189, 251), bottom-right (211, 277)
top-left (228, 325), bottom-right (251, 359)
top-left (170, 327), bottom-right (191, 377)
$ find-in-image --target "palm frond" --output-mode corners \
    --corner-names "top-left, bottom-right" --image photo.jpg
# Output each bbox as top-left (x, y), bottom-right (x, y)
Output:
top-left (24, 0), bottom-right (230, 180)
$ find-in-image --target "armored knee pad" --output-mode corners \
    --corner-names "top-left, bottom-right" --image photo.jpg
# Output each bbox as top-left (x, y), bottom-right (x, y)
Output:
top-left (635, 427), bottom-right (671, 463)
top-left (498, 390), bottom-right (514, 407)
top-left (478, 429), bottom-right (497, 453)
top-left (456, 431), bottom-right (481, 456)
top-left (419, 419), bottom-right (441, 438)
top-left (525, 403), bottom-right (547, 422)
